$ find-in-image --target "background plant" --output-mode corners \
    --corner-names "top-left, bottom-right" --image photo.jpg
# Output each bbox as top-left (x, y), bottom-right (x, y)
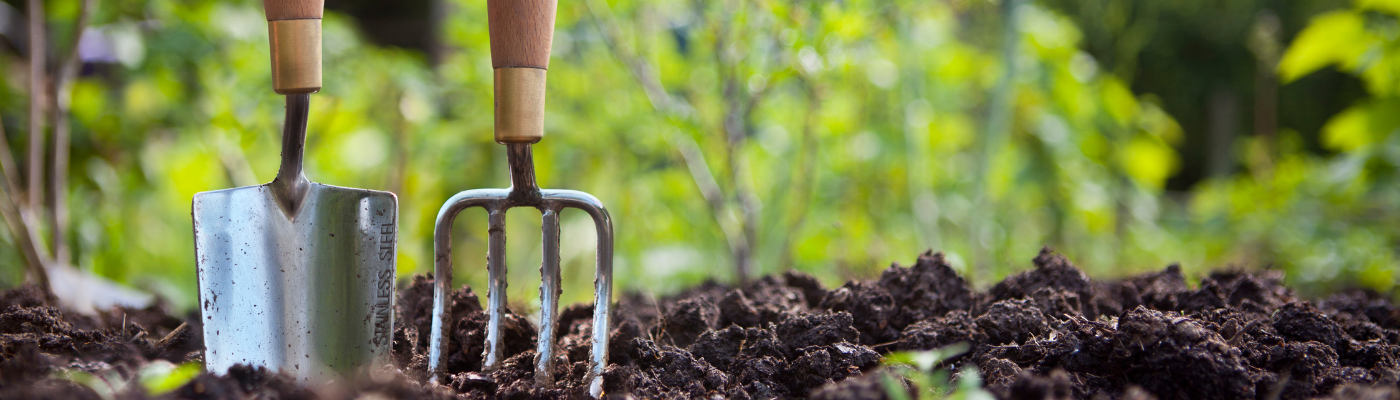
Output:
top-left (0, 0), bottom-right (1395, 312)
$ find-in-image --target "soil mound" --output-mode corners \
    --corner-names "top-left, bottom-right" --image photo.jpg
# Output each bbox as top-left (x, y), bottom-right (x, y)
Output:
top-left (5, 248), bottom-right (1400, 399)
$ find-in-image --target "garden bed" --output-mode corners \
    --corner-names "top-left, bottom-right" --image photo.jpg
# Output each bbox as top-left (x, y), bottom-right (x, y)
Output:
top-left (2, 248), bottom-right (1399, 399)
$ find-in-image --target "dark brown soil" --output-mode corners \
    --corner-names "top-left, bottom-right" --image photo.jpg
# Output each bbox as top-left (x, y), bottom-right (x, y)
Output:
top-left (5, 248), bottom-right (1400, 399)
top-left (0, 284), bottom-right (200, 398)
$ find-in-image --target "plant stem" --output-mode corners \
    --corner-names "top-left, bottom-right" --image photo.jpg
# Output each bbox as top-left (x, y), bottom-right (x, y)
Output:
top-left (27, 0), bottom-right (47, 214)
top-left (0, 116), bottom-right (52, 297)
top-left (971, 0), bottom-right (1022, 278)
top-left (47, 0), bottom-right (94, 267)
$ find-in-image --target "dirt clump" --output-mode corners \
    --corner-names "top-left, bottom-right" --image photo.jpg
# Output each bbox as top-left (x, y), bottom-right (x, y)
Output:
top-left (877, 251), bottom-right (975, 331)
top-left (1111, 307), bottom-right (1256, 398)
top-left (975, 298), bottom-right (1049, 345)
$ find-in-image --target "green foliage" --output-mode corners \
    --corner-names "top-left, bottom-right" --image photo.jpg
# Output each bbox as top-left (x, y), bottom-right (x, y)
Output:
top-left (1201, 0), bottom-right (1400, 294)
top-left (2, 0), bottom-right (1398, 312)
top-left (881, 343), bottom-right (995, 400)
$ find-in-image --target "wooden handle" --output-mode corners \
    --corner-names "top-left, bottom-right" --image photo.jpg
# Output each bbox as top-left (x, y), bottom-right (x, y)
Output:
top-left (489, 0), bottom-right (556, 143)
top-left (487, 0), bottom-right (557, 69)
top-left (263, 0), bottom-right (323, 94)
top-left (264, 0), bottom-right (324, 21)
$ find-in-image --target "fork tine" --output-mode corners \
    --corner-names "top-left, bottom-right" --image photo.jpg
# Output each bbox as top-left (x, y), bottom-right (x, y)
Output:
top-left (535, 206), bottom-right (563, 388)
top-left (428, 190), bottom-right (507, 383)
top-left (429, 187), bottom-right (609, 394)
top-left (544, 190), bottom-right (614, 396)
top-left (483, 208), bottom-right (509, 372)
top-left (584, 207), bottom-right (613, 397)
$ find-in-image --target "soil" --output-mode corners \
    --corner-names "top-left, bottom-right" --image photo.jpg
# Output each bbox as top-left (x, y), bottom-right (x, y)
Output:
top-left (4, 248), bottom-right (1400, 399)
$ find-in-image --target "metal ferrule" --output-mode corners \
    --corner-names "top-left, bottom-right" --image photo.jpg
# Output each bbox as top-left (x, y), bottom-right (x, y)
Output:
top-left (494, 68), bottom-right (547, 143)
top-left (268, 19), bottom-right (322, 94)
top-left (427, 143), bottom-right (613, 396)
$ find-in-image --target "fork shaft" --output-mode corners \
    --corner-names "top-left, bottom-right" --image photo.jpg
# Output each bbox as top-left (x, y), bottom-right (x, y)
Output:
top-left (483, 208), bottom-right (509, 371)
top-left (534, 206), bottom-right (563, 387)
top-left (506, 144), bottom-right (541, 202)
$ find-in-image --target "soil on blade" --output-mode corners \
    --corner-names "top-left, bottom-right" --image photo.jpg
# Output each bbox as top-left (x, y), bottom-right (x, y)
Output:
top-left (6, 248), bottom-right (1400, 399)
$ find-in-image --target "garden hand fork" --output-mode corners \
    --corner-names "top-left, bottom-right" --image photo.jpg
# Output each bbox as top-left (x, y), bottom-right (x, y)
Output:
top-left (426, 0), bottom-right (614, 395)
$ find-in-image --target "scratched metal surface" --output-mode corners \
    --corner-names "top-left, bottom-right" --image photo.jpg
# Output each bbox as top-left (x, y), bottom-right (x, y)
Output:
top-left (192, 182), bottom-right (397, 383)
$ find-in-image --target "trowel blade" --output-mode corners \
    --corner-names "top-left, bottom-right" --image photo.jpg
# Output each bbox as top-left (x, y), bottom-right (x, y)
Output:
top-left (193, 182), bottom-right (397, 383)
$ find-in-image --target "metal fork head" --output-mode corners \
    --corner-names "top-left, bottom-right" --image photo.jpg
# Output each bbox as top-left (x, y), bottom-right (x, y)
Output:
top-left (427, 144), bottom-right (613, 396)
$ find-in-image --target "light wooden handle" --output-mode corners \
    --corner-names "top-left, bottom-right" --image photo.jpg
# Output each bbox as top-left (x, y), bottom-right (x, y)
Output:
top-left (264, 0), bottom-right (324, 21)
top-left (488, 0), bottom-right (557, 143)
top-left (488, 0), bottom-right (557, 69)
top-left (264, 0), bottom-right (323, 94)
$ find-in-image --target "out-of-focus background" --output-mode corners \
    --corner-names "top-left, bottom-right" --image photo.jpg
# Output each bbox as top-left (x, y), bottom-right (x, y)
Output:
top-left (0, 0), bottom-right (1396, 312)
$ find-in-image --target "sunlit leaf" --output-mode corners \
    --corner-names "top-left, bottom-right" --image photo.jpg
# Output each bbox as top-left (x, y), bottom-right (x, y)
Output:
top-left (1358, 0), bottom-right (1400, 16)
top-left (1120, 136), bottom-right (1179, 190)
top-left (1278, 11), bottom-right (1369, 83)
top-left (1322, 105), bottom-right (1371, 152)
top-left (1100, 78), bottom-right (1137, 126)
top-left (1320, 100), bottom-right (1400, 152)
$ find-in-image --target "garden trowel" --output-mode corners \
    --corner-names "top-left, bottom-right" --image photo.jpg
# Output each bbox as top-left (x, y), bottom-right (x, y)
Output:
top-left (192, 0), bottom-right (397, 383)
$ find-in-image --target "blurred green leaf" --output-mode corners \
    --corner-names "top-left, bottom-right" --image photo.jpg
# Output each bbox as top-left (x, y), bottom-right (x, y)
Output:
top-left (1358, 0), bottom-right (1400, 15)
top-left (1121, 136), bottom-right (1180, 189)
top-left (1278, 11), bottom-right (1369, 83)
top-left (1321, 100), bottom-right (1400, 151)
top-left (139, 361), bottom-right (202, 395)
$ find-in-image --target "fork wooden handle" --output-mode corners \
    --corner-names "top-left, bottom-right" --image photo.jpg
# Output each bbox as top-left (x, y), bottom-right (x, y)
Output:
top-left (264, 0), bottom-right (324, 94)
top-left (489, 0), bottom-right (557, 143)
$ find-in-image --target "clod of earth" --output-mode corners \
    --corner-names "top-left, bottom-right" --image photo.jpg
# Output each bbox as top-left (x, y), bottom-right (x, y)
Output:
top-left (3, 248), bottom-right (1400, 399)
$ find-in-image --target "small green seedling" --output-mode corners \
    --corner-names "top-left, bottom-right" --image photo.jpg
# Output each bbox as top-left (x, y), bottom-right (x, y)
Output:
top-left (138, 361), bottom-right (203, 395)
top-left (881, 342), bottom-right (995, 400)
top-left (59, 360), bottom-right (202, 399)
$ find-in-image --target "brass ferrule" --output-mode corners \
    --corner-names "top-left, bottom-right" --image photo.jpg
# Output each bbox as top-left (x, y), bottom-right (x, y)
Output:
top-left (268, 19), bottom-right (322, 94)
top-left (494, 67), bottom-right (547, 143)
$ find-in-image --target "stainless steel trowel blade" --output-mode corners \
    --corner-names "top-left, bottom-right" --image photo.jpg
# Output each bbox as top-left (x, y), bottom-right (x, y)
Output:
top-left (193, 182), bottom-right (397, 383)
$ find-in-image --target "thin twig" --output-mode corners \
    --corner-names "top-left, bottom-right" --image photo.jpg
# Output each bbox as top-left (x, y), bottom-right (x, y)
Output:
top-left (17, 0), bottom-right (55, 299)
top-left (893, 3), bottom-right (942, 253)
top-left (155, 321), bottom-right (191, 349)
top-left (970, 0), bottom-right (1023, 277)
top-left (669, 133), bottom-right (744, 261)
top-left (710, 0), bottom-right (758, 282)
top-left (0, 118), bottom-right (26, 202)
top-left (777, 76), bottom-right (821, 271)
top-left (582, 0), bottom-right (688, 118)
top-left (26, 0), bottom-right (47, 214)
top-left (0, 117), bottom-right (51, 290)
top-left (47, 0), bottom-right (95, 266)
